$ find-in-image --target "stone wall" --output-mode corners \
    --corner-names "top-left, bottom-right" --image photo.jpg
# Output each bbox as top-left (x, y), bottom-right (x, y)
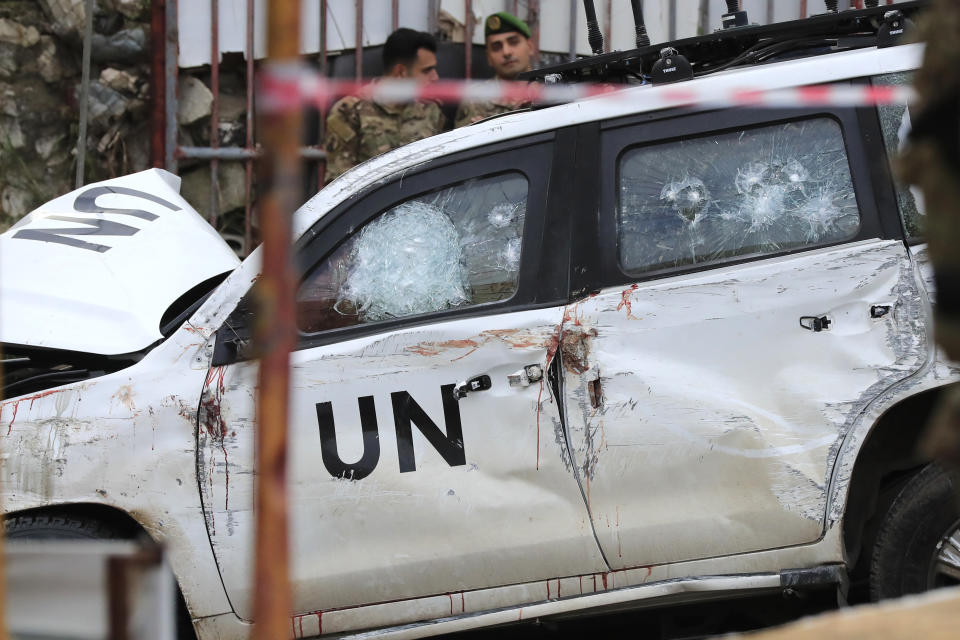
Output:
top-left (0, 0), bottom-right (152, 232)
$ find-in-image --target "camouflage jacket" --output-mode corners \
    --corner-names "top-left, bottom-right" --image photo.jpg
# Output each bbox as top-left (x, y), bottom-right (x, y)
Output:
top-left (323, 96), bottom-right (447, 184)
top-left (455, 98), bottom-right (530, 128)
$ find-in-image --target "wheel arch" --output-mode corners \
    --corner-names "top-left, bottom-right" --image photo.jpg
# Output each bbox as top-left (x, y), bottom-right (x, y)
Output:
top-left (841, 386), bottom-right (941, 567)
top-left (4, 502), bottom-right (152, 540)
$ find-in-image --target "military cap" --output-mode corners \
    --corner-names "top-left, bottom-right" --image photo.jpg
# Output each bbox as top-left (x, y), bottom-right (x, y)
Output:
top-left (485, 12), bottom-right (532, 39)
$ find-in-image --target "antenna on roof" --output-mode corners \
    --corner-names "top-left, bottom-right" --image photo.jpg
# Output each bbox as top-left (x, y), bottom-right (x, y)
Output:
top-left (722, 0), bottom-right (749, 29)
top-left (583, 0), bottom-right (605, 55)
top-left (631, 0), bottom-right (651, 48)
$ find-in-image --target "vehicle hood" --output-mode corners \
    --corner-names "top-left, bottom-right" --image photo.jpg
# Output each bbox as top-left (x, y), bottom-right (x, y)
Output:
top-left (0, 169), bottom-right (240, 356)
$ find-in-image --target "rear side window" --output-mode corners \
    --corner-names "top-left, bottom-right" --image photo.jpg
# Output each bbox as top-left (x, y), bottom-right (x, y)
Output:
top-left (297, 172), bottom-right (527, 333)
top-left (618, 117), bottom-right (860, 274)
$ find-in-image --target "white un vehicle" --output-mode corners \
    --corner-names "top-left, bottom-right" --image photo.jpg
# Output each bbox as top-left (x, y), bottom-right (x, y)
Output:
top-left (1, 1), bottom-right (957, 638)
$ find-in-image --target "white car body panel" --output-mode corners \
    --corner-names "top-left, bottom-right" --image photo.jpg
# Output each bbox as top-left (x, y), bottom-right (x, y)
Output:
top-left (562, 240), bottom-right (927, 568)
top-left (201, 307), bottom-right (609, 619)
top-left (0, 169), bottom-right (239, 356)
top-left (3, 39), bottom-right (957, 640)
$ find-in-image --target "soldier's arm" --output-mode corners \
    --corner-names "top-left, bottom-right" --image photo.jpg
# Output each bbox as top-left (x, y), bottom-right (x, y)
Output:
top-left (455, 103), bottom-right (478, 128)
top-left (323, 97), bottom-right (362, 185)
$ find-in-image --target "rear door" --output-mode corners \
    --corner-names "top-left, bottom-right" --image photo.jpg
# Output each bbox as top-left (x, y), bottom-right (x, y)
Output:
top-left (200, 133), bottom-right (609, 624)
top-left (561, 105), bottom-right (929, 569)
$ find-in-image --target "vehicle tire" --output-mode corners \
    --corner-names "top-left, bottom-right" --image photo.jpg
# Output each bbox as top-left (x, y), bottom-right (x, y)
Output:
top-left (5, 512), bottom-right (198, 640)
top-left (869, 463), bottom-right (960, 600)
top-left (5, 514), bottom-right (125, 540)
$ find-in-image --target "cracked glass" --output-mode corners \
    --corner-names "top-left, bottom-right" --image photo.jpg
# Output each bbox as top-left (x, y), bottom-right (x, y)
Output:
top-left (874, 71), bottom-right (925, 239)
top-left (297, 172), bottom-right (527, 333)
top-left (618, 117), bottom-right (861, 274)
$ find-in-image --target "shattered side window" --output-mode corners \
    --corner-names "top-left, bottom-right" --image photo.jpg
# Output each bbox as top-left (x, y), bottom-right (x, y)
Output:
top-left (297, 172), bottom-right (527, 333)
top-left (874, 72), bottom-right (925, 239)
top-left (618, 118), bottom-right (860, 274)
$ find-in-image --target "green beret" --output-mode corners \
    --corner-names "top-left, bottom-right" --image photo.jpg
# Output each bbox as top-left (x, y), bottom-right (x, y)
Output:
top-left (485, 12), bottom-right (531, 39)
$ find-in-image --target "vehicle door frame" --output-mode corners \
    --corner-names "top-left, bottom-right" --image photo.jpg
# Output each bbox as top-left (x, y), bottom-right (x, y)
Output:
top-left (212, 129), bottom-right (580, 363)
top-left (569, 97), bottom-right (907, 297)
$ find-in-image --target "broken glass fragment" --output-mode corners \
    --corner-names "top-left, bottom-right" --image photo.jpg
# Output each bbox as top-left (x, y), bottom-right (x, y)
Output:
top-left (298, 172), bottom-right (529, 332)
top-left (660, 176), bottom-right (710, 222)
top-left (336, 202), bottom-right (469, 321)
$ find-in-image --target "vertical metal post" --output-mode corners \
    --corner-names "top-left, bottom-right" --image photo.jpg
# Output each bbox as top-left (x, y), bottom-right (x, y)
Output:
top-left (604, 0), bottom-right (612, 52)
top-left (209, 0), bottom-right (221, 228)
top-left (355, 1), bottom-right (363, 80)
top-left (668, 0), bottom-right (677, 40)
top-left (568, 0), bottom-right (577, 61)
top-left (151, 0), bottom-right (167, 169)
top-left (528, 0), bottom-right (540, 65)
top-left (165, 0), bottom-right (179, 173)
top-left (465, 0), bottom-right (473, 79)
top-left (698, 0), bottom-right (710, 35)
top-left (318, 0), bottom-right (328, 189)
top-left (391, 0), bottom-right (399, 31)
top-left (510, 0), bottom-right (519, 16)
top-left (75, 0), bottom-right (94, 188)
top-left (801, 0), bottom-right (808, 18)
top-left (427, 0), bottom-right (439, 35)
top-left (252, 0), bottom-right (300, 639)
top-left (767, 0), bottom-right (774, 23)
top-left (244, 0), bottom-right (255, 255)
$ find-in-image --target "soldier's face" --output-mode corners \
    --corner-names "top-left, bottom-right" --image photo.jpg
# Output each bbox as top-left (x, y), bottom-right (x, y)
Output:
top-left (398, 48), bottom-right (440, 84)
top-left (486, 32), bottom-right (534, 80)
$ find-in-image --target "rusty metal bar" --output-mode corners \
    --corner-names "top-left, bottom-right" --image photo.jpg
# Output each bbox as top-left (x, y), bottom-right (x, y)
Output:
top-left (244, 0), bottom-right (255, 255)
top-left (355, 1), bottom-right (363, 81)
top-left (318, 0), bottom-right (328, 189)
top-left (465, 0), bottom-right (473, 79)
top-left (604, 0), bottom-right (612, 52)
top-left (210, 0), bottom-right (221, 228)
top-left (801, 0), bottom-right (808, 18)
top-left (107, 555), bottom-right (130, 640)
top-left (75, 0), bottom-right (94, 188)
top-left (150, 0), bottom-right (166, 168)
top-left (179, 145), bottom-right (325, 160)
top-left (251, 0), bottom-right (300, 637)
top-left (165, 0), bottom-right (179, 172)
top-left (529, 0), bottom-right (540, 65)
top-left (391, 0), bottom-right (399, 31)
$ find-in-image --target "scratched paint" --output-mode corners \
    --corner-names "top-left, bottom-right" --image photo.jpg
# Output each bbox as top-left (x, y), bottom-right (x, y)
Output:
top-left (199, 306), bottom-right (608, 619)
top-left (563, 239), bottom-right (929, 570)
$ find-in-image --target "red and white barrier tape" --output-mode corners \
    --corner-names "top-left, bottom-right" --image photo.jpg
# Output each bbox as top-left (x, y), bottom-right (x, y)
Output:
top-left (259, 66), bottom-right (916, 113)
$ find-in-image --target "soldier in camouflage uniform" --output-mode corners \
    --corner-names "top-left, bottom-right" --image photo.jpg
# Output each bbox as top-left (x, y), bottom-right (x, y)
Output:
top-left (900, 0), bottom-right (960, 465)
top-left (456, 12), bottom-right (535, 128)
top-left (324, 28), bottom-right (446, 185)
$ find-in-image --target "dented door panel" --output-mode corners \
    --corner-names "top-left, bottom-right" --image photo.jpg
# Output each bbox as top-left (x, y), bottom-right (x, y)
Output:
top-left (200, 308), bottom-right (608, 620)
top-left (563, 240), bottom-right (927, 570)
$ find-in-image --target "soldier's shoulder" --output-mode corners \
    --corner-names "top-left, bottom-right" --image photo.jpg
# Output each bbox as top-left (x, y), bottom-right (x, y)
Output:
top-left (330, 95), bottom-right (371, 117)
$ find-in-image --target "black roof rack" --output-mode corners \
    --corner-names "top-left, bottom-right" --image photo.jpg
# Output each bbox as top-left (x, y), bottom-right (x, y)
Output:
top-left (519, 1), bottom-right (930, 86)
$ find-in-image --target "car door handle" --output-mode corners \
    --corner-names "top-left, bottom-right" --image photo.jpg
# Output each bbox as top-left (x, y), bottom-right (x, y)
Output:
top-left (799, 315), bottom-right (831, 332)
top-left (507, 364), bottom-right (544, 388)
top-left (452, 374), bottom-right (492, 400)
